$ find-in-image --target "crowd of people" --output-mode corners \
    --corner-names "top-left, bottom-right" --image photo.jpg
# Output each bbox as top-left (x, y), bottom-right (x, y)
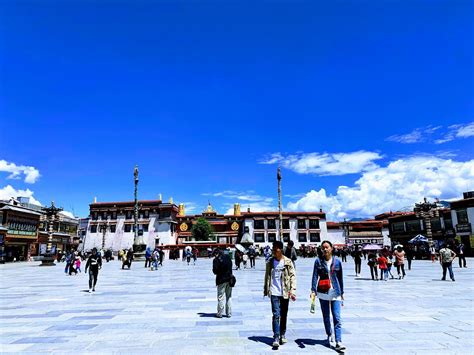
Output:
top-left (49, 236), bottom-right (470, 353)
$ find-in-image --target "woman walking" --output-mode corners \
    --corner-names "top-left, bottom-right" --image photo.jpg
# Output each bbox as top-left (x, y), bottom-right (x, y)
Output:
top-left (367, 252), bottom-right (378, 281)
top-left (311, 240), bottom-right (346, 352)
top-left (394, 246), bottom-right (406, 279)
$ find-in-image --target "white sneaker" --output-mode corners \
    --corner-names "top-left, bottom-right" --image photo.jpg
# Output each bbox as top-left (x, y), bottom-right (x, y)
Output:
top-left (336, 342), bottom-right (346, 351)
top-left (88, 289), bottom-right (92, 293)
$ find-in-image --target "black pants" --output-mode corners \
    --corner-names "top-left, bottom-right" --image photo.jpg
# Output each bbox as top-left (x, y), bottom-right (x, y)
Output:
top-left (369, 265), bottom-right (378, 280)
top-left (407, 258), bottom-right (412, 270)
top-left (249, 257), bottom-right (255, 268)
top-left (397, 263), bottom-right (406, 278)
top-left (342, 255), bottom-right (347, 262)
top-left (355, 260), bottom-right (361, 274)
top-left (89, 269), bottom-right (98, 289)
top-left (145, 257), bottom-right (151, 268)
top-left (459, 255), bottom-right (467, 268)
top-left (69, 263), bottom-right (77, 275)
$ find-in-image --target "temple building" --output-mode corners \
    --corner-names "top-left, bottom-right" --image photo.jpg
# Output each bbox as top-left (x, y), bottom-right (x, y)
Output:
top-left (176, 203), bottom-right (242, 245)
top-left (176, 203), bottom-right (328, 249)
top-left (83, 198), bottom-right (178, 252)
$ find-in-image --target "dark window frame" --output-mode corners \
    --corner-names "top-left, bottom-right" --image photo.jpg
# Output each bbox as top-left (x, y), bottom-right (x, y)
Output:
top-left (267, 233), bottom-right (276, 242)
top-left (457, 209), bottom-right (469, 224)
top-left (254, 233), bottom-right (265, 242)
top-left (298, 232), bottom-right (307, 242)
top-left (310, 232), bottom-right (320, 242)
top-left (297, 219), bottom-right (307, 229)
top-left (267, 219), bottom-right (276, 229)
top-left (309, 219), bottom-right (320, 229)
top-left (254, 220), bottom-right (265, 230)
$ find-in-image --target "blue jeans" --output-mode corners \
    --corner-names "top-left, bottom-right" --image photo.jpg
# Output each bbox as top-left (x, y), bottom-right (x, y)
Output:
top-left (319, 299), bottom-right (342, 342)
top-left (270, 295), bottom-right (289, 339)
top-left (442, 262), bottom-right (455, 280)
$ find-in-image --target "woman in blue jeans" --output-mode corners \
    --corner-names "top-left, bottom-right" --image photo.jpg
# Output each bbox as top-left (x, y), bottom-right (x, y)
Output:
top-left (311, 240), bottom-right (346, 352)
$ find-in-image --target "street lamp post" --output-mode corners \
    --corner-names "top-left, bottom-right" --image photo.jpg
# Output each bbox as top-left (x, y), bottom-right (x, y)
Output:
top-left (40, 201), bottom-right (63, 266)
top-left (414, 197), bottom-right (439, 244)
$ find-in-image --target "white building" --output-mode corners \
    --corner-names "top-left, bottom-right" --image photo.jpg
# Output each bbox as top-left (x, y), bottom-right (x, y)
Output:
top-left (83, 200), bottom-right (177, 254)
top-left (241, 211), bottom-right (328, 247)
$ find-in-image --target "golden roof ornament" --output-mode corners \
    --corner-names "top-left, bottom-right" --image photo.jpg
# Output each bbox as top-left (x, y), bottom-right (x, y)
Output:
top-left (206, 201), bottom-right (215, 213)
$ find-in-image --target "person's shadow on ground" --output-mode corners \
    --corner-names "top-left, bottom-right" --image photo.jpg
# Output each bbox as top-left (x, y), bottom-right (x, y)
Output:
top-left (248, 336), bottom-right (278, 349)
top-left (197, 312), bottom-right (217, 318)
top-left (295, 338), bottom-right (342, 353)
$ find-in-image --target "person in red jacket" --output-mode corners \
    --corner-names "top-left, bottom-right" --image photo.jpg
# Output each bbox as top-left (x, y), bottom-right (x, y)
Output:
top-left (377, 253), bottom-right (388, 281)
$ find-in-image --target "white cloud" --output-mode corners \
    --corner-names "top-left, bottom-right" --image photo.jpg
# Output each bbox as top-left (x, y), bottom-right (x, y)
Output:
top-left (260, 151), bottom-right (383, 176)
top-left (386, 128), bottom-right (424, 144)
top-left (456, 122), bottom-right (474, 138)
top-left (0, 160), bottom-right (40, 183)
top-left (225, 201), bottom-right (276, 215)
top-left (386, 125), bottom-right (442, 144)
top-left (0, 185), bottom-right (42, 205)
top-left (435, 122), bottom-right (474, 144)
top-left (202, 191), bottom-right (275, 214)
top-left (385, 122), bottom-right (473, 145)
top-left (180, 201), bottom-right (198, 214)
top-left (203, 190), bottom-right (273, 203)
top-left (287, 156), bottom-right (474, 221)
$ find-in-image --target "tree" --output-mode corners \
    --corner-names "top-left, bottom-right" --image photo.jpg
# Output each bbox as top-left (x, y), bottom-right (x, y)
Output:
top-left (191, 217), bottom-right (215, 241)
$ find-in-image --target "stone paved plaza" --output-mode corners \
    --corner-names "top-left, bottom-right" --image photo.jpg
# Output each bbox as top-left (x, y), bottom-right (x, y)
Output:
top-left (0, 256), bottom-right (473, 354)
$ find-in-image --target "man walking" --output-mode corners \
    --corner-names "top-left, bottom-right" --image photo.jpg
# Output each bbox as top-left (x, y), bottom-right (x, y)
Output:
top-left (249, 246), bottom-right (257, 268)
top-left (458, 242), bottom-right (467, 268)
top-left (283, 240), bottom-right (298, 267)
top-left (85, 248), bottom-right (102, 293)
top-left (440, 244), bottom-right (456, 281)
top-left (212, 249), bottom-right (233, 318)
top-left (264, 241), bottom-right (297, 348)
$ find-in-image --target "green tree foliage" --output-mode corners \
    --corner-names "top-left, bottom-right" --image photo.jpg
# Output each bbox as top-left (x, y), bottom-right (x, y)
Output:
top-left (191, 217), bottom-right (215, 241)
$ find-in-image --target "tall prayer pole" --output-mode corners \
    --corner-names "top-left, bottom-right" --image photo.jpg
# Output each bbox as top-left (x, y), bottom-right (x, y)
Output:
top-left (277, 166), bottom-right (283, 242)
top-left (133, 165), bottom-right (139, 246)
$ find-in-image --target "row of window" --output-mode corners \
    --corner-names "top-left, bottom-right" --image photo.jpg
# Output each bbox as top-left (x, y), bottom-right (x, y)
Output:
top-left (254, 219), bottom-right (320, 230)
top-left (90, 224), bottom-right (149, 233)
top-left (391, 218), bottom-right (454, 233)
top-left (253, 232), bottom-right (320, 243)
top-left (91, 210), bottom-right (172, 220)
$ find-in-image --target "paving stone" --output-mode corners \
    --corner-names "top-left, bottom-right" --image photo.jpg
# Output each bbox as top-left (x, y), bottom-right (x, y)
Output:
top-left (0, 257), bottom-right (472, 354)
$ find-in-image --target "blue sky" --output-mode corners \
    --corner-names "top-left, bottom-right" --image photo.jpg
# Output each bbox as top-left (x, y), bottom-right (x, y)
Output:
top-left (1, 0), bottom-right (473, 220)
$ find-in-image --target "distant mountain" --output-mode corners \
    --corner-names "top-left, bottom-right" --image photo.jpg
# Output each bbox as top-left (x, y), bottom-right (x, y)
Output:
top-left (437, 200), bottom-right (451, 208)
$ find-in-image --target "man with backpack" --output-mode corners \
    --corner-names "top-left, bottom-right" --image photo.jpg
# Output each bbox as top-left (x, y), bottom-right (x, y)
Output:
top-left (212, 248), bottom-right (234, 318)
